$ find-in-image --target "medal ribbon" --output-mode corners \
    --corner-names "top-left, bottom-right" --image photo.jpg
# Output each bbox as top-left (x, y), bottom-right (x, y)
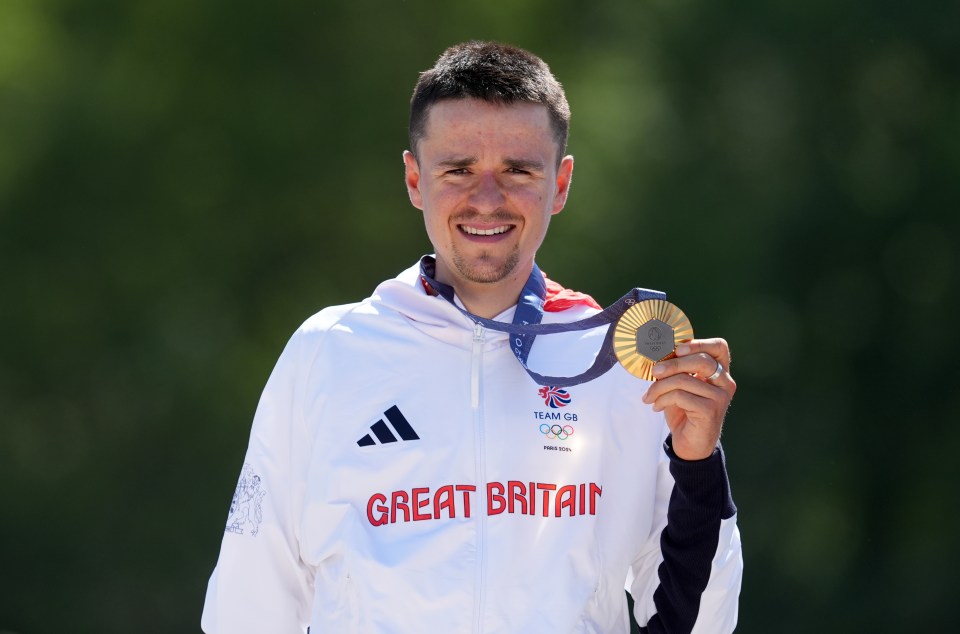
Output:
top-left (419, 255), bottom-right (666, 387)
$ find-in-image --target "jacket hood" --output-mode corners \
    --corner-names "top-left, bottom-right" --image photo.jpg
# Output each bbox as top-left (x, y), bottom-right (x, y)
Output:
top-left (367, 257), bottom-right (605, 355)
top-left (368, 260), bottom-right (502, 350)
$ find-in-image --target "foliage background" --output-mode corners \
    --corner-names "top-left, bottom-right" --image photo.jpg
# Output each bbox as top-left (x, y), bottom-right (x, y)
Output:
top-left (1, 0), bottom-right (957, 632)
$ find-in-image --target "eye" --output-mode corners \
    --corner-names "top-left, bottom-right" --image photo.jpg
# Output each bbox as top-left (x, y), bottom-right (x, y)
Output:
top-left (445, 167), bottom-right (469, 175)
top-left (506, 167), bottom-right (532, 175)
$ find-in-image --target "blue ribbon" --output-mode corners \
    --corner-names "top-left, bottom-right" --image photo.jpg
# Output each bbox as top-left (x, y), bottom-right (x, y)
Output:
top-left (419, 256), bottom-right (666, 387)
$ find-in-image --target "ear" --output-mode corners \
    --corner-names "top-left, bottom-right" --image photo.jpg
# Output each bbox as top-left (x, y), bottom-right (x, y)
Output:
top-left (403, 150), bottom-right (424, 210)
top-left (551, 155), bottom-right (575, 215)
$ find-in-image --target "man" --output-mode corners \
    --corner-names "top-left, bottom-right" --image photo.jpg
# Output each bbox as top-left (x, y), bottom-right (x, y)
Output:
top-left (202, 41), bottom-right (741, 633)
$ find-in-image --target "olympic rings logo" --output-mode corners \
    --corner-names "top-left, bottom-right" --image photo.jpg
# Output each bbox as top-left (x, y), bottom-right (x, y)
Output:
top-left (540, 423), bottom-right (575, 440)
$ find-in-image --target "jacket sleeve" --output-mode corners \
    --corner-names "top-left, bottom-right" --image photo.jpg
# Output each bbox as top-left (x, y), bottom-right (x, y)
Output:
top-left (201, 330), bottom-right (315, 634)
top-left (628, 435), bottom-right (743, 634)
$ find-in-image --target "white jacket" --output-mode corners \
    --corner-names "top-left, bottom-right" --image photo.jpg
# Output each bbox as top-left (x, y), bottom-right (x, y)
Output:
top-left (202, 260), bottom-right (742, 633)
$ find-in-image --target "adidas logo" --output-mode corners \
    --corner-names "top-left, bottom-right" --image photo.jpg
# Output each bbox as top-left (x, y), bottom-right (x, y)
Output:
top-left (357, 405), bottom-right (420, 447)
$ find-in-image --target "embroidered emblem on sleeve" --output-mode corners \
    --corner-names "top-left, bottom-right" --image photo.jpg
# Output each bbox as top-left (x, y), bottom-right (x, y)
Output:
top-left (224, 463), bottom-right (266, 536)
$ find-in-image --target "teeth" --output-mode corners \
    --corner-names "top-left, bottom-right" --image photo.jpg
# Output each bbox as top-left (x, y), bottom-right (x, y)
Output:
top-left (461, 225), bottom-right (510, 236)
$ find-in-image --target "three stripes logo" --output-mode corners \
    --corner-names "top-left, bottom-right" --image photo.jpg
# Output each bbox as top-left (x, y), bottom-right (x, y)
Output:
top-left (357, 405), bottom-right (420, 447)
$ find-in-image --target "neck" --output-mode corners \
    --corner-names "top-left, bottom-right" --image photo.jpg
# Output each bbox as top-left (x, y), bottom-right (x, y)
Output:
top-left (436, 263), bottom-right (534, 320)
top-left (455, 278), bottom-right (525, 319)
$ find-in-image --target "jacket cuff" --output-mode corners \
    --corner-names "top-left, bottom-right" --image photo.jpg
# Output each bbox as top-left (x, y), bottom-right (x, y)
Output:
top-left (663, 435), bottom-right (737, 521)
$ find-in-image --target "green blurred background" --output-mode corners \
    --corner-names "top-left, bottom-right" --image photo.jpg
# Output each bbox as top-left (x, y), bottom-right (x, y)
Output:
top-left (1, 0), bottom-right (957, 632)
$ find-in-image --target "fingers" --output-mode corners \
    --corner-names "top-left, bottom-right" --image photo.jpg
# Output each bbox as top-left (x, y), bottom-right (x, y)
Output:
top-left (662, 338), bottom-right (737, 395)
top-left (652, 352), bottom-right (721, 382)
top-left (642, 371), bottom-right (725, 410)
top-left (676, 338), bottom-right (731, 369)
top-left (645, 386), bottom-right (717, 419)
top-left (642, 336), bottom-right (737, 415)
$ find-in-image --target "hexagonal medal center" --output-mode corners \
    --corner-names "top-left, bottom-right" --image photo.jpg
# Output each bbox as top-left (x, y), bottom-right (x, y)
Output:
top-left (635, 319), bottom-right (675, 362)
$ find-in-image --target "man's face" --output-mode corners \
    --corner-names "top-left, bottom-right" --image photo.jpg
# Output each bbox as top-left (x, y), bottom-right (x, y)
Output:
top-left (404, 98), bottom-right (573, 293)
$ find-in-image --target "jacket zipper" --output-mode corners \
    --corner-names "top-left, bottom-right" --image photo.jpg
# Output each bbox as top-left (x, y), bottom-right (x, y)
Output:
top-left (471, 322), bottom-right (486, 634)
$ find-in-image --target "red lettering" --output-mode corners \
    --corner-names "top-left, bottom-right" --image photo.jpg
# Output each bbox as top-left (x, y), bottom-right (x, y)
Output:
top-left (537, 483), bottom-right (557, 517)
top-left (589, 483), bottom-right (602, 515)
top-left (508, 480), bottom-right (527, 515)
top-left (556, 485), bottom-right (577, 517)
top-left (487, 481), bottom-right (506, 515)
top-left (367, 493), bottom-right (388, 526)
top-left (391, 490), bottom-right (410, 523)
top-left (434, 484), bottom-right (455, 519)
top-left (412, 487), bottom-right (431, 521)
top-left (456, 484), bottom-right (476, 518)
top-left (368, 482), bottom-right (598, 524)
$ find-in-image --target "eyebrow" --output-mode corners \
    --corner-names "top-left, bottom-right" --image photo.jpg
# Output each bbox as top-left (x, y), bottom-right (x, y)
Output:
top-left (434, 156), bottom-right (546, 172)
top-left (435, 156), bottom-right (478, 170)
top-left (504, 157), bottom-right (545, 172)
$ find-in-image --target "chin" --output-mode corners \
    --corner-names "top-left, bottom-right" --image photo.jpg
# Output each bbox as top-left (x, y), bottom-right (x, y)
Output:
top-left (455, 257), bottom-right (519, 285)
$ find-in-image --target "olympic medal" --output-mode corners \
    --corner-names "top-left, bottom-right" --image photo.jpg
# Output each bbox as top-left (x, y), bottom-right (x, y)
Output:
top-left (613, 299), bottom-right (694, 381)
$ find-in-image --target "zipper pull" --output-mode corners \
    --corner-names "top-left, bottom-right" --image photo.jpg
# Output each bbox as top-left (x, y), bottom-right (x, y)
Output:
top-left (471, 322), bottom-right (484, 408)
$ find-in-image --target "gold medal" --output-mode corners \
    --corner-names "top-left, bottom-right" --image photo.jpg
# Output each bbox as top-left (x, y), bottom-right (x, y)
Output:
top-left (613, 299), bottom-right (694, 380)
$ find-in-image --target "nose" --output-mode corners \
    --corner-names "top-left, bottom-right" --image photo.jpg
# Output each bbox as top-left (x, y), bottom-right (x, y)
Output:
top-left (468, 171), bottom-right (506, 212)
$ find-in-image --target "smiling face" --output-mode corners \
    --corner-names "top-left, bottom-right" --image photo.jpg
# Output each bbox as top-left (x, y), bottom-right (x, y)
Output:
top-left (404, 98), bottom-right (574, 312)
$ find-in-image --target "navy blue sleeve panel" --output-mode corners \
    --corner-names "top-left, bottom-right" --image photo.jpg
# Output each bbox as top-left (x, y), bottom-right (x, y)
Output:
top-left (638, 436), bottom-right (737, 634)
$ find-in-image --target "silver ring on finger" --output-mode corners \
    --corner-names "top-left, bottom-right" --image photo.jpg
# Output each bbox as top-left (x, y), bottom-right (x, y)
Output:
top-left (706, 360), bottom-right (723, 383)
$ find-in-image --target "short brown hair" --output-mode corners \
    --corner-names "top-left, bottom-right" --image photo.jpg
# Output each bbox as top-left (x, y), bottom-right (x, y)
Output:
top-left (409, 41), bottom-right (570, 162)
